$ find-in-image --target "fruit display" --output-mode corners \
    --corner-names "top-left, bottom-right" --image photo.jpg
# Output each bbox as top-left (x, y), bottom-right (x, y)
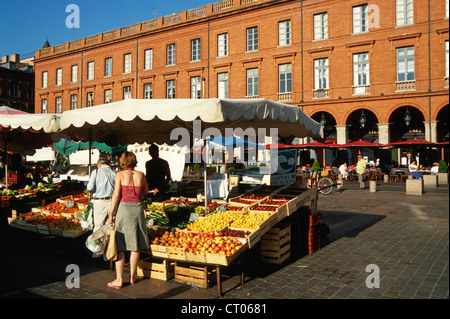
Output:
top-left (229, 198), bottom-right (255, 205)
top-left (185, 211), bottom-right (242, 232)
top-left (186, 210), bottom-right (274, 232)
top-left (149, 229), bottom-right (244, 257)
top-left (229, 212), bottom-right (273, 229)
top-left (260, 198), bottom-right (289, 206)
top-left (225, 205), bottom-right (244, 211)
top-left (220, 228), bottom-right (251, 238)
top-left (33, 214), bottom-right (81, 230)
top-left (249, 205), bottom-right (278, 212)
top-left (241, 194), bottom-right (266, 200)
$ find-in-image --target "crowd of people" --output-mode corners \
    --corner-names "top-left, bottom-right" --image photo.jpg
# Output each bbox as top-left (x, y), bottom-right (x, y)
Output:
top-left (299, 154), bottom-right (448, 189)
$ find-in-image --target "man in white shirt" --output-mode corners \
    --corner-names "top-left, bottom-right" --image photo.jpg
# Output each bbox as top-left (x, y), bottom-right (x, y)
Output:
top-left (87, 157), bottom-right (116, 233)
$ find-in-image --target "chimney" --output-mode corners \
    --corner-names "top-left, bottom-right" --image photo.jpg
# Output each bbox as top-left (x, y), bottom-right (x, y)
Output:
top-left (10, 54), bottom-right (20, 63)
top-left (1, 55), bottom-right (9, 63)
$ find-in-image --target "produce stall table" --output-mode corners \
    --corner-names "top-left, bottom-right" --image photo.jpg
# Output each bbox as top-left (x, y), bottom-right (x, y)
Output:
top-left (141, 178), bottom-right (318, 297)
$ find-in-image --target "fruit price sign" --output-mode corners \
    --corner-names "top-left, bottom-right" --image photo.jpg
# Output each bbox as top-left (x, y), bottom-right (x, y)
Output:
top-left (270, 149), bottom-right (298, 186)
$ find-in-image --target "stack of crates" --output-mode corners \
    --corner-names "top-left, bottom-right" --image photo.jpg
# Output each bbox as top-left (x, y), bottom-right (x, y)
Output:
top-left (308, 213), bottom-right (321, 254)
top-left (260, 222), bottom-right (291, 264)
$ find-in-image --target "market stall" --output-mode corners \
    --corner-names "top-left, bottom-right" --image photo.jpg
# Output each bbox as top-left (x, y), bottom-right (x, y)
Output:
top-left (9, 98), bottom-right (324, 295)
top-left (0, 111), bottom-right (60, 188)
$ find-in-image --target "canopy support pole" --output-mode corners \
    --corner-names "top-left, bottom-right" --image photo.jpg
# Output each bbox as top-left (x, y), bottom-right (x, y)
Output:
top-left (203, 139), bottom-right (208, 214)
top-left (4, 139), bottom-right (8, 189)
top-left (88, 128), bottom-right (92, 177)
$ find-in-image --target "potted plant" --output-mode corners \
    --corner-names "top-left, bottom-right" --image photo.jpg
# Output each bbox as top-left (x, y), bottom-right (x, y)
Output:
top-left (437, 160), bottom-right (448, 184)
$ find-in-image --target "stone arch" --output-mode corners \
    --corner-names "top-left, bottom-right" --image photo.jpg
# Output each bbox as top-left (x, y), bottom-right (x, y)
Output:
top-left (386, 101), bottom-right (428, 123)
top-left (342, 105), bottom-right (381, 125)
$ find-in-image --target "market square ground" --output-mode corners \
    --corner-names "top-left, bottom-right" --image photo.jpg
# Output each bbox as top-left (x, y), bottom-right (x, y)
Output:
top-left (0, 180), bottom-right (448, 303)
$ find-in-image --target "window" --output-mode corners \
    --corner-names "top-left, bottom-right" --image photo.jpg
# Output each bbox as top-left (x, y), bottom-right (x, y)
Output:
top-left (87, 61), bottom-right (94, 80)
top-left (104, 90), bottom-right (112, 104)
top-left (445, 40), bottom-right (449, 84)
top-left (279, 63), bottom-right (292, 93)
top-left (218, 72), bottom-right (228, 99)
top-left (396, 46), bottom-right (415, 82)
top-left (314, 58), bottom-right (329, 97)
top-left (124, 54), bottom-right (131, 74)
top-left (56, 68), bottom-right (62, 86)
top-left (87, 92), bottom-right (94, 107)
top-left (353, 53), bottom-right (370, 94)
top-left (218, 33), bottom-right (228, 57)
top-left (123, 86), bottom-right (131, 99)
top-left (105, 57), bottom-right (112, 77)
top-left (144, 49), bottom-right (153, 70)
top-left (247, 27), bottom-right (258, 52)
top-left (191, 39), bottom-right (201, 62)
top-left (246, 68), bottom-right (258, 97)
top-left (167, 44), bottom-right (176, 66)
top-left (446, 0), bottom-right (449, 19)
top-left (71, 65), bottom-right (78, 83)
top-left (167, 80), bottom-right (175, 99)
top-left (10, 81), bottom-right (19, 97)
top-left (314, 13), bottom-right (328, 40)
top-left (55, 96), bottom-right (62, 114)
top-left (41, 99), bottom-right (47, 113)
top-left (353, 4), bottom-right (368, 34)
top-left (42, 71), bottom-right (48, 88)
top-left (70, 94), bottom-right (77, 110)
top-left (396, 0), bottom-right (414, 26)
top-left (279, 20), bottom-right (291, 46)
top-left (144, 83), bottom-right (153, 99)
top-left (191, 76), bottom-right (201, 99)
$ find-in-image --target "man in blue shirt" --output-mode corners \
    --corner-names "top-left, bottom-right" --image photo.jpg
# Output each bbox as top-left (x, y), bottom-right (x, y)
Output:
top-left (87, 157), bottom-right (116, 234)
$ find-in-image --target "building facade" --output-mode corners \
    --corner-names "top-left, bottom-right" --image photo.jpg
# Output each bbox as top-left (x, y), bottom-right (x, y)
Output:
top-left (33, 0), bottom-right (449, 162)
top-left (0, 54), bottom-right (35, 113)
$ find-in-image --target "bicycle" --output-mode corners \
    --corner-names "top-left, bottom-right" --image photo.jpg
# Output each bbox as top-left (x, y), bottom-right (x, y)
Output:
top-left (307, 176), bottom-right (334, 195)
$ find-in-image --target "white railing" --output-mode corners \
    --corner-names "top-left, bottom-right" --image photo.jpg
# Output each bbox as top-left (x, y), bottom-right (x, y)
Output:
top-left (163, 13), bottom-right (181, 25)
top-left (245, 95), bottom-right (260, 99)
top-left (352, 85), bottom-right (370, 95)
top-left (313, 88), bottom-right (329, 98)
top-left (277, 92), bottom-right (292, 102)
top-left (396, 80), bottom-right (416, 91)
top-left (241, 0), bottom-right (261, 5)
top-left (187, 6), bottom-right (206, 18)
top-left (213, 0), bottom-right (234, 12)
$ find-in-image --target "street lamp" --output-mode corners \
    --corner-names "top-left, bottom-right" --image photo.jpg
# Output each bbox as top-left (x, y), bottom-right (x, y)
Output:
top-left (404, 108), bottom-right (412, 127)
top-left (359, 110), bottom-right (367, 128)
top-left (320, 113), bottom-right (326, 127)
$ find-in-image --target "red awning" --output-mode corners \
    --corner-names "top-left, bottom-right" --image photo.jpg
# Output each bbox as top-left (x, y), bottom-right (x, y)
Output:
top-left (386, 138), bottom-right (436, 147)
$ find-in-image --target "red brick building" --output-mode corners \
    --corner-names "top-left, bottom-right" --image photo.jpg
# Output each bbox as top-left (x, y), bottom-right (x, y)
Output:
top-left (34, 0), bottom-right (449, 163)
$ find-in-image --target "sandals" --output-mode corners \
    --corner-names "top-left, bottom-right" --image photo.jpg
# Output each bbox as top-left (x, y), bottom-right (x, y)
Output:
top-left (107, 282), bottom-right (122, 289)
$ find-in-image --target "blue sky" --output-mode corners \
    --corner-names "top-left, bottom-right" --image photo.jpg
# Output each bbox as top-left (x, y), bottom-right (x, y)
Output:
top-left (0, 0), bottom-right (212, 56)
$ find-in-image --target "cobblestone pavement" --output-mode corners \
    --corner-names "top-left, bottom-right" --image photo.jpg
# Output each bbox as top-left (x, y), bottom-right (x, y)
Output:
top-left (1, 180), bottom-right (448, 303)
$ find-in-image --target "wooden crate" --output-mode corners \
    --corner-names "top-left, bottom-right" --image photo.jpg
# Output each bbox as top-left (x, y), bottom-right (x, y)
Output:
top-left (174, 262), bottom-right (216, 288)
top-left (137, 258), bottom-right (174, 281)
top-left (167, 247), bottom-right (187, 261)
top-left (260, 222), bottom-right (291, 264)
top-left (260, 240), bottom-right (291, 264)
top-left (62, 228), bottom-right (87, 238)
top-left (147, 244), bottom-right (169, 258)
top-left (261, 222), bottom-right (291, 248)
top-left (37, 224), bottom-right (50, 235)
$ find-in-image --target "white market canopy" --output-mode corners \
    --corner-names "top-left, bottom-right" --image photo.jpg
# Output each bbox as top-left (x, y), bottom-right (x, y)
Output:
top-left (59, 98), bottom-right (323, 145)
top-left (0, 113), bottom-right (61, 155)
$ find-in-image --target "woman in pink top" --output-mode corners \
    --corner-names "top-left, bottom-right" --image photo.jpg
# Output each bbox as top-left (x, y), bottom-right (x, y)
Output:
top-left (107, 151), bottom-right (149, 289)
